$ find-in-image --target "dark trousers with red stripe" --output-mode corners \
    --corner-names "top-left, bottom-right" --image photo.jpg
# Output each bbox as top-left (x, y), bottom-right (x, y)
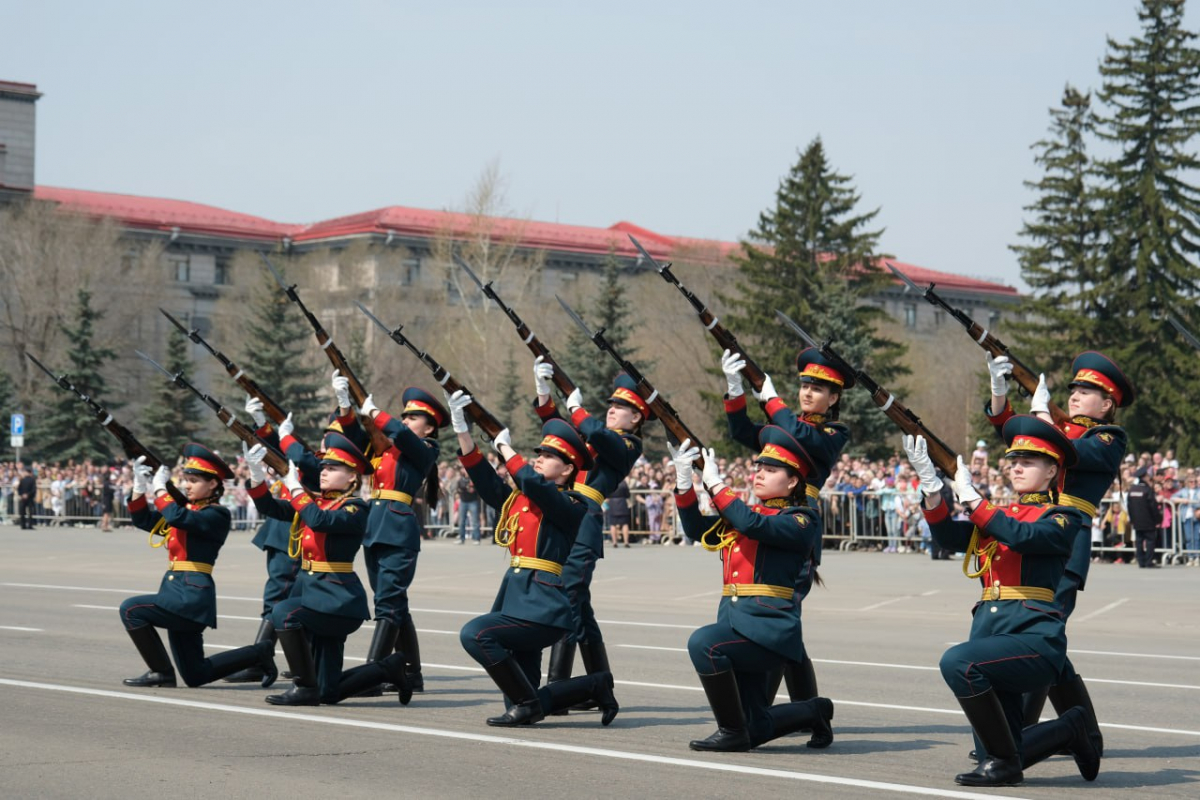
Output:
top-left (118, 595), bottom-right (211, 687)
top-left (271, 597), bottom-right (365, 702)
top-left (940, 634), bottom-right (1062, 752)
top-left (688, 620), bottom-right (787, 745)
top-left (460, 612), bottom-right (566, 695)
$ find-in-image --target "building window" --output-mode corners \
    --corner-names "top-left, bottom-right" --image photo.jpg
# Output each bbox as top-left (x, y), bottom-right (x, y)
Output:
top-left (904, 304), bottom-right (917, 328)
top-left (403, 258), bottom-right (421, 286)
top-left (168, 254), bottom-right (191, 283)
top-left (214, 257), bottom-right (230, 285)
top-left (933, 310), bottom-right (944, 327)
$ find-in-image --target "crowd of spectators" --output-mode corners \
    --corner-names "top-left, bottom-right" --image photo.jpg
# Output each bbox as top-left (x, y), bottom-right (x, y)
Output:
top-left (5, 443), bottom-right (1198, 567)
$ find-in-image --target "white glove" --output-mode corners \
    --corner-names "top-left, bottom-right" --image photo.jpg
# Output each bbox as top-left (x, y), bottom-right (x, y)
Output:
top-left (131, 455), bottom-right (152, 495)
top-left (492, 427), bottom-right (512, 453)
top-left (152, 465), bottom-right (171, 495)
top-left (986, 354), bottom-right (1012, 397)
top-left (358, 394), bottom-right (379, 419)
top-left (245, 395), bottom-right (267, 428)
top-left (903, 435), bottom-right (944, 495)
top-left (1030, 373), bottom-right (1051, 415)
top-left (278, 412), bottom-right (295, 439)
top-left (283, 460), bottom-right (304, 495)
top-left (243, 442), bottom-right (267, 484)
top-left (951, 455), bottom-right (983, 506)
top-left (666, 438), bottom-right (700, 492)
top-left (566, 387), bottom-right (583, 413)
top-left (720, 349), bottom-right (746, 398)
top-left (701, 447), bottom-right (722, 490)
top-left (752, 373), bottom-right (778, 403)
top-left (332, 369), bottom-right (352, 409)
top-left (445, 389), bottom-right (472, 434)
top-left (533, 355), bottom-right (554, 397)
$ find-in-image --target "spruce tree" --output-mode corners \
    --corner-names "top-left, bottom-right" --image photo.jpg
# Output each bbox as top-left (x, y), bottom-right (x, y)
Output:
top-left (1010, 86), bottom-right (1104, 363)
top-left (1093, 0), bottom-right (1200, 458)
top-left (241, 267), bottom-right (327, 443)
top-left (557, 251), bottom-right (643, 408)
top-left (721, 137), bottom-right (907, 458)
top-left (30, 289), bottom-right (119, 463)
top-left (141, 326), bottom-right (205, 455)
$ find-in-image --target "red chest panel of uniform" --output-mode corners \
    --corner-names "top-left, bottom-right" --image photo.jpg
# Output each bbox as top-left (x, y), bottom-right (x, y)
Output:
top-left (722, 504), bottom-right (780, 584)
top-left (163, 501), bottom-right (210, 562)
top-left (374, 446), bottom-right (402, 491)
top-left (977, 503), bottom-right (1045, 587)
top-left (504, 493), bottom-right (544, 557)
top-left (295, 497), bottom-right (346, 562)
top-left (1061, 422), bottom-right (1087, 441)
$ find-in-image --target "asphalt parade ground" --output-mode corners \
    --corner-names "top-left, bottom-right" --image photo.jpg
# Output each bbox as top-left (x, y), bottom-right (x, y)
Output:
top-left (1, 523), bottom-right (1197, 800)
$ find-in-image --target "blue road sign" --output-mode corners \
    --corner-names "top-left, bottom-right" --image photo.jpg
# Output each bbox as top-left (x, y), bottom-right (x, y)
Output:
top-left (11, 414), bottom-right (25, 436)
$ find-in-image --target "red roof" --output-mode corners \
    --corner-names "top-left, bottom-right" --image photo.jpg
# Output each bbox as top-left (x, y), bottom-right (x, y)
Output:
top-left (34, 186), bottom-right (301, 241)
top-left (31, 185), bottom-right (1016, 296)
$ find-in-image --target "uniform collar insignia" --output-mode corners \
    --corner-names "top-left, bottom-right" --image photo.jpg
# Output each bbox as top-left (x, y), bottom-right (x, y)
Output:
top-left (802, 413), bottom-right (827, 425)
top-left (1019, 491), bottom-right (1052, 505)
top-left (764, 498), bottom-right (790, 508)
top-left (1069, 415), bottom-right (1101, 428)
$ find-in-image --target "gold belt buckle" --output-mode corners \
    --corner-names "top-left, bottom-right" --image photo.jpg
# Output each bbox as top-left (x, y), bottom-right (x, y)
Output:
top-left (511, 556), bottom-right (521, 573)
top-left (991, 582), bottom-right (1001, 601)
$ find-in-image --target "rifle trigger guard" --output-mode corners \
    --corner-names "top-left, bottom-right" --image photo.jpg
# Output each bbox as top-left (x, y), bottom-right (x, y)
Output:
top-left (976, 329), bottom-right (989, 344)
top-left (101, 414), bottom-right (113, 426)
top-left (232, 369), bottom-right (244, 380)
top-left (704, 317), bottom-right (719, 331)
top-left (880, 393), bottom-right (895, 412)
top-left (522, 331), bottom-right (534, 344)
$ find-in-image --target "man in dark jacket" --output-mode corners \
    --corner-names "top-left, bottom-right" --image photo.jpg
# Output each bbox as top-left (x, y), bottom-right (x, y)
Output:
top-left (17, 467), bottom-right (37, 530)
top-left (1126, 469), bottom-right (1162, 568)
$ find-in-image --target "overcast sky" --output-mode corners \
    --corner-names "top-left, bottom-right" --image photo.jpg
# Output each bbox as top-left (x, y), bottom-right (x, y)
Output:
top-left (3, 1), bottom-right (1190, 288)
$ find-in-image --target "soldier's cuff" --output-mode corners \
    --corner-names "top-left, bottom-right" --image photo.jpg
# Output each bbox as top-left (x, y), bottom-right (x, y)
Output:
top-left (765, 397), bottom-right (788, 418)
top-left (723, 394), bottom-right (747, 413)
top-left (154, 494), bottom-right (175, 512)
top-left (290, 493), bottom-right (314, 512)
top-left (248, 481), bottom-right (270, 499)
top-left (128, 494), bottom-right (148, 513)
top-left (712, 487), bottom-right (739, 511)
top-left (675, 487), bottom-right (698, 508)
top-left (969, 501), bottom-right (999, 530)
top-left (505, 454), bottom-right (527, 475)
top-left (570, 407), bottom-right (590, 428)
top-left (534, 397), bottom-right (558, 421)
top-left (459, 448), bottom-right (485, 468)
top-left (374, 410), bottom-right (393, 430)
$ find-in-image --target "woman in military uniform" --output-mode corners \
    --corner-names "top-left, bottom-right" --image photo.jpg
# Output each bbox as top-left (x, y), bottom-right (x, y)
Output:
top-left (985, 351), bottom-right (1133, 749)
top-left (246, 433), bottom-right (410, 706)
top-left (353, 383), bottom-right (448, 694)
top-left (721, 348), bottom-right (853, 706)
top-left (904, 416), bottom-right (1101, 787)
top-left (670, 427), bottom-right (834, 753)
top-left (531, 361), bottom-right (645, 704)
top-left (119, 444), bottom-right (277, 689)
top-left (448, 389), bottom-right (619, 728)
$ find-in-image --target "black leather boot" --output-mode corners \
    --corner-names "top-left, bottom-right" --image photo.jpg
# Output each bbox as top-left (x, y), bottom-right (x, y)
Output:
top-left (484, 658), bottom-right (545, 727)
top-left (1048, 674), bottom-right (1103, 757)
top-left (953, 690), bottom-right (1023, 786)
top-left (765, 666), bottom-right (785, 704)
top-left (545, 637), bottom-right (577, 716)
top-left (757, 698), bottom-right (834, 748)
top-left (357, 618), bottom-right (401, 698)
top-left (397, 616), bottom-right (424, 693)
top-left (571, 640), bottom-right (611, 711)
top-left (689, 671), bottom-right (752, 752)
top-left (123, 626), bottom-right (177, 687)
top-left (334, 653), bottom-right (412, 705)
top-left (222, 618), bottom-right (276, 685)
top-left (1022, 707), bottom-right (1100, 781)
top-left (784, 655), bottom-right (818, 702)
top-left (207, 640), bottom-right (278, 688)
top-left (265, 627), bottom-right (320, 706)
top-left (541, 671), bottom-right (619, 725)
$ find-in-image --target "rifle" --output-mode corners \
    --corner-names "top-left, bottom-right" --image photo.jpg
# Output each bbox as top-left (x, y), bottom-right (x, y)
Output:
top-left (26, 352), bottom-right (189, 506)
top-left (353, 302), bottom-right (507, 440)
top-left (453, 254), bottom-right (579, 398)
top-left (260, 254), bottom-right (391, 456)
top-left (136, 351), bottom-right (291, 475)
top-left (1169, 315), bottom-right (1200, 353)
top-left (629, 233), bottom-right (768, 391)
top-left (159, 308), bottom-right (311, 453)
top-left (557, 295), bottom-right (710, 469)
top-left (887, 262), bottom-right (1068, 426)
top-left (774, 310), bottom-right (959, 476)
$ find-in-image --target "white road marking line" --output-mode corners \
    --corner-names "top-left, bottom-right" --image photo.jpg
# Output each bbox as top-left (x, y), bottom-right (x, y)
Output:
top-left (0, 625), bottom-right (43, 632)
top-left (858, 597), bottom-right (909, 612)
top-left (1069, 648), bottom-right (1200, 661)
top-left (72, 606), bottom-right (461, 637)
top-left (920, 590), bottom-right (940, 596)
top-left (1073, 598), bottom-right (1129, 623)
top-left (0, 677), bottom-right (1035, 800)
top-left (673, 590), bottom-right (721, 600)
top-left (619, 645), bottom-right (687, 653)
